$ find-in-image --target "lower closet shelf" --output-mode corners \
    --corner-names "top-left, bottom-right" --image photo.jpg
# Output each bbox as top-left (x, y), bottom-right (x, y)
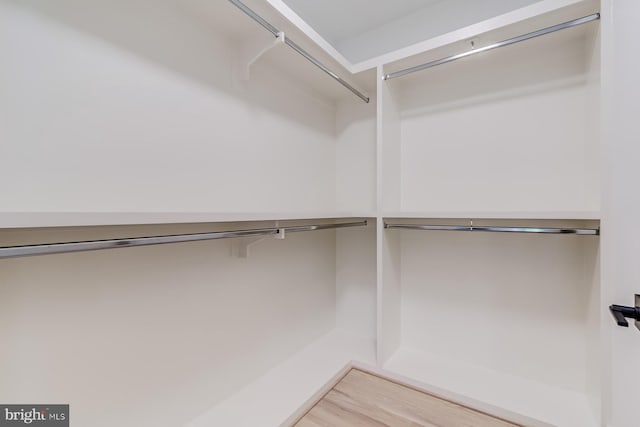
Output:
top-left (186, 330), bottom-right (376, 427)
top-left (383, 347), bottom-right (599, 427)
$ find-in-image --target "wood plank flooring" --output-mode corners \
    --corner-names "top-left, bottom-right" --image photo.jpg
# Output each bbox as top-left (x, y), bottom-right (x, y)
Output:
top-left (294, 369), bottom-right (520, 427)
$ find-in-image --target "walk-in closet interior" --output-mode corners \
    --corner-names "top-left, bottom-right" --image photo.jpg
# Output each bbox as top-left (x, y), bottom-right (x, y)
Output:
top-left (2, 0), bottom-right (638, 426)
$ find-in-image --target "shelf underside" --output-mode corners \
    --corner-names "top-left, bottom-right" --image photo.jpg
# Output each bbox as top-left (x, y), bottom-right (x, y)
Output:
top-left (0, 212), bottom-right (376, 229)
top-left (0, 211), bottom-right (601, 230)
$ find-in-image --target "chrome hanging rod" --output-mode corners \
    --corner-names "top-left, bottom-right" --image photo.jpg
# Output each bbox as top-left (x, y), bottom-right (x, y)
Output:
top-left (0, 220), bottom-right (368, 259)
top-left (385, 223), bottom-right (599, 235)
top-left (383, 13), bottom-right (600, 81)
top-left (228, 0), bottom-right (369, 103)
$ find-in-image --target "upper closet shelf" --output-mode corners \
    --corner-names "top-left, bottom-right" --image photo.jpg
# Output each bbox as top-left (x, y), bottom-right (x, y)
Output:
top-left (383, 211), bottom-right (601, 220)
top-left (0, 212), bottom-right (376, 229)
top-left (265, 0), bottom-right (598, 73)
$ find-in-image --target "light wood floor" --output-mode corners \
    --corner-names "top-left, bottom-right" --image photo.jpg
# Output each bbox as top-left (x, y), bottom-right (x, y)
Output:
top-left (294, 369), bottom-right (520, 427)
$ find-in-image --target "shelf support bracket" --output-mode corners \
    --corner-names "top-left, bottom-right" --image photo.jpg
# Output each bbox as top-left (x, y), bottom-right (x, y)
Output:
top-left (231, 228), bottom-right (285, 258)
top-left (238, 31), bottom-right (285, 81)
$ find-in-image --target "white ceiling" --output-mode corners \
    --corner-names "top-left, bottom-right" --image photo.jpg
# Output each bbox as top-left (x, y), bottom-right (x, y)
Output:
top-left (282, 0), bottom-right (544, 64)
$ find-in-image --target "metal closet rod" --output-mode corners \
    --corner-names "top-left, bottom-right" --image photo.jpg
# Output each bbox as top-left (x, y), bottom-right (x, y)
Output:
top-left (385, 223), bottom-right (599, 235)
top-left (228, 0), bottom-right (369, 103)
top-left (383, 13), bottom-right (600, 81)
top-left (0, 220), bottom-right (368, 259)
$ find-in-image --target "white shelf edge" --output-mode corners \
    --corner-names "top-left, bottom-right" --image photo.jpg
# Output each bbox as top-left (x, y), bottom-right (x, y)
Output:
top-left (382, 346), bottom-right (599, 427)
top-left (350, 0), bottom-right (590, 73)
top-left (262, 0), bottom-right (589, 74)
top-left (382, 211), bottom-right (601, 220)
top-left (185, 329), bottom-right (376, 427)
top-left (0, 211), bottom-right (377, 229)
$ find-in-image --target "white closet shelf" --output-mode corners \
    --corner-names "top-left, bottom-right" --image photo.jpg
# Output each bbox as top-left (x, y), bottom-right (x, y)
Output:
top-left (382, 211), bottom-right (601, 220)
top-left (187, 329), bottom-right (376, 427)
top-left (266, 0), bottom-right (598, 74)
top-left (0, 212), bottom-right (376, 229)
top-left (383, 346), bottom-right (599, 427)
top-left (0, 211), bottom-right (600, 228)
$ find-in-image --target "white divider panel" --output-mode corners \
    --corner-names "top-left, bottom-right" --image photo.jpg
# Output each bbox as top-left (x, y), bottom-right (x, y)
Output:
top-left (335, 97), bottom-right (377, 213)
top-left (377, 66), bottom-right (402, 213)
top-left (377, 219), bottom-right (402, 365)
top-left (336, 222), bottom-right (377, 339)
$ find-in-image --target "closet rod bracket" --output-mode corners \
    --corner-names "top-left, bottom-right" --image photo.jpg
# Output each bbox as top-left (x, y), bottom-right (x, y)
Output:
top-left (228, 0), bottom-right (370, 102)
top-left (232, 227), bottom-right (285, 258)
top-left (238, 31), bottom-right (286, 81)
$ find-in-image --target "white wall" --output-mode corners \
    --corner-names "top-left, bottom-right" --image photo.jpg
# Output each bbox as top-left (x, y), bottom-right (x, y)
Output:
top-left (0, 0), bottom-right (336, 214)
top-left (335, 98), bottom-right (376, 212)
top-left (0, 3), bottom-right (376, 426)
top-left (0, 223), bottom-right (337, 427)
top-left (335, 222), bottom-right (376, 339)
top-left (399, 227), bottom-right (599, 395)
top-left (396, 29), bottom-right (599, 214)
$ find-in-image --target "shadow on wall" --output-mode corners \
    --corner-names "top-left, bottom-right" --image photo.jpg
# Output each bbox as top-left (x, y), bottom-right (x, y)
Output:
top-left (395, 25), bottom-right (595, 117)
top-left (8, 0), bottom-right (335, 135)
top-left (0, 223), bottom-right (337, 427)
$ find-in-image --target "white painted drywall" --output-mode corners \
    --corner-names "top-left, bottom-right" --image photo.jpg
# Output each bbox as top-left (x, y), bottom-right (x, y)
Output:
top-left (335, 98), bottom-right (376, 213)
top-left (397, 28), bottom-right (600, 214)
top-left (399, 229), bottom-right (600, 396)
top-left (0, 224), bottom-right (337, 427)
top-left (0, 1), bottom-right (336, 213)
top-left (335, 223), bottom-right (376, 339)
